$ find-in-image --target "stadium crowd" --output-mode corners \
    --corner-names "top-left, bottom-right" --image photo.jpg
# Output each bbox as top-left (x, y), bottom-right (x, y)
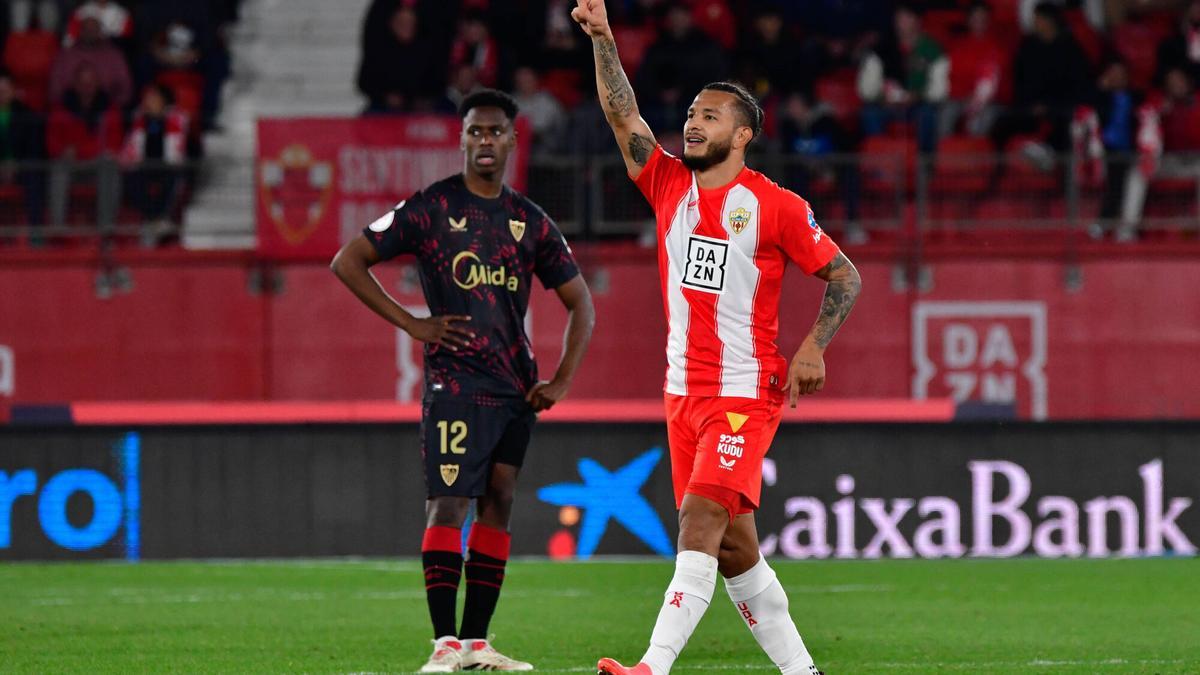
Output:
top-left (0, 0), bottom-right (240, 244)
top-left (359, 0), bottom-right (1200, 239)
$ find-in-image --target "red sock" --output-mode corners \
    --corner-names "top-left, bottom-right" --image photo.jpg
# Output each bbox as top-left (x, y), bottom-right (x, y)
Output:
top-left (460, 523), bottom-right (511, 640)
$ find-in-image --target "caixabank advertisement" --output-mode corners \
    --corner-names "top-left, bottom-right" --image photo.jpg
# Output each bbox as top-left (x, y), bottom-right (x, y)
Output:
top-left (1, 423), bottom-right (1196, 561)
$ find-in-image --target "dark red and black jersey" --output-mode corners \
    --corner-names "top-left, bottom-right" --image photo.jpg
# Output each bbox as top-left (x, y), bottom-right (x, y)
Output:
top-left (364, 174), bottom-right (579, 399)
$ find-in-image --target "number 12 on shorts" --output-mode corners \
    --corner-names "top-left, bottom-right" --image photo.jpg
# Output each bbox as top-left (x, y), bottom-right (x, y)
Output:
top-left (437, 420), bottom-right (467, 454)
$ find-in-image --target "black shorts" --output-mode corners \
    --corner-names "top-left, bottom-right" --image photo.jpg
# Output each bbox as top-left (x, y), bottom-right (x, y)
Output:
top-left (420, 396), bottom-right (536, 498)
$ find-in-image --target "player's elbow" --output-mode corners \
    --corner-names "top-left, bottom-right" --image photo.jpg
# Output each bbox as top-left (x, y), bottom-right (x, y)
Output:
top-left (329, 247), bottom-right (359, 281)
top-left (841, 264), bottom-right (863, 298)
top-left (604, 109), bottom-right (639, 130)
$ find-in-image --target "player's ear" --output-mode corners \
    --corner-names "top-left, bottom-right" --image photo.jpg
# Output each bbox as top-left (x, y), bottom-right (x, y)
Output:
top-left (733, 125), bottom-right (753, 150)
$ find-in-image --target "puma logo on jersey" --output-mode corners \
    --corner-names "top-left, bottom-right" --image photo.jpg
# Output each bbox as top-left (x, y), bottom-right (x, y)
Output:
top-left (682, 234), bottom-right (727, 294)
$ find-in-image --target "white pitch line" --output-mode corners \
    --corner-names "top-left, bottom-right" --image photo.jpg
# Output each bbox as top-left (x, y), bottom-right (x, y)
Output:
top-left (25, 588), bottom-right (591, 607)
top-left (783, 584), bottom-right (893, 594)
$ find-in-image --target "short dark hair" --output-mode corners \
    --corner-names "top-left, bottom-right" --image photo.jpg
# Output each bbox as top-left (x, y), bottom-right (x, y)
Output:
top-left (701, 81), bottom-right (764, 141)
top-left (458, 88), bottom-right (519, 121)
top-left (1033, 1), bottom-right (1063, 23)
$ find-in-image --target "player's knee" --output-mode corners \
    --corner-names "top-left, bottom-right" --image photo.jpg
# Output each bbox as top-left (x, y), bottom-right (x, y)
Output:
top-left (426, 497), bottom-right (470, 528)
top-left (678, 494), bottom-right (733, 553)
top-left (717, 540), bottom-right (759, 578)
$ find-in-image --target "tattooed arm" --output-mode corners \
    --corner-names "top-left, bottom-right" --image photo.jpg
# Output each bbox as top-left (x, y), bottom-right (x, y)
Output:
top-left (784, 252), bottom-right (862, 407)
top-left (572, 0), bottom-right (657, 178)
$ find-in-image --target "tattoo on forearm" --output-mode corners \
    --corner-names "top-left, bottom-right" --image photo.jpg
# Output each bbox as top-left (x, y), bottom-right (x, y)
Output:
top-left (811, 253), bottom-right (861, 348)
top-left (628, 133), bottom-right (653, 165)
top-left (595, 36), bottom-right (636, 118)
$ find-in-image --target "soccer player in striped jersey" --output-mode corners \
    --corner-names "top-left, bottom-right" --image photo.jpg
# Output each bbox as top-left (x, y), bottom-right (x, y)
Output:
top-left (573, 2), bottom-right (862, 674)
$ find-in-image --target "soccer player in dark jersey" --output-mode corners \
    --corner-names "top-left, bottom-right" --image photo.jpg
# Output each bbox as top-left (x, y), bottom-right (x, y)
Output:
top-left (331, 89), bottom-right (594, 672)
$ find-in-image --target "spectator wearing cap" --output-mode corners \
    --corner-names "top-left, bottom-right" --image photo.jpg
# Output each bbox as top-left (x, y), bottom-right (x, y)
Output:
top-left (49, 15), bottom-right (132, 109)
top-left (63, 0), bottom-right (132, 47)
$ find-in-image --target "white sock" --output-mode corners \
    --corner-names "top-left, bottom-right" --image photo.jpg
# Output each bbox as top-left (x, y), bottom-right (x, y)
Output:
top-left (640, 550), bottom-right (718, 675)
top-left (724, 556), bottom-right (817, 675)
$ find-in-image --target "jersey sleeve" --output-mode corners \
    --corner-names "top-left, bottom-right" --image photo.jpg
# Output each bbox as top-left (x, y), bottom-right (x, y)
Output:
top-left (631, 145), bottom-right (690, 209)
top-left (362, 190), bottom-right (435, 261)
top-left (533, 212), bottom-right (581, 289)
top-left (777, 191), bottom-right (840, 275)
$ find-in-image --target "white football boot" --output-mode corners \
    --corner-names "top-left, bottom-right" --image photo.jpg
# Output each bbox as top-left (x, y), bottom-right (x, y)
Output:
top-left (419, 636), bottom-right (463, 672)
top-left (460, 638), bottom-right (533, 671)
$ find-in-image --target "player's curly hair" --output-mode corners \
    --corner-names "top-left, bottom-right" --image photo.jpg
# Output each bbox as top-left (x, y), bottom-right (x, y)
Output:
top-left (702, 81), bottom-right (764, 141)
top-left (458, 88), bottom-right (520, 121)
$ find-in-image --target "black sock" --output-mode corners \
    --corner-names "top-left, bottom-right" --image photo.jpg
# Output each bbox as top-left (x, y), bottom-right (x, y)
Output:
top-left (460, 523), bottom-right (510, 640)
top-left (421, 526), bottom-right (463, 639)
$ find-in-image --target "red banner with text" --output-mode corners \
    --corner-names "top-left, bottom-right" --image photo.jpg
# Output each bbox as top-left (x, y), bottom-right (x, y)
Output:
top-left (256, 116), bottom-right (530, 260)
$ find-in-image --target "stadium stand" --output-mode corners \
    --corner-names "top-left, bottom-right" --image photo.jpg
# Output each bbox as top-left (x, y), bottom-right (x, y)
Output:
top-left (0, 0), bottom-right (240, 247)
top-left (4, 0), bottom-right (1200, 247)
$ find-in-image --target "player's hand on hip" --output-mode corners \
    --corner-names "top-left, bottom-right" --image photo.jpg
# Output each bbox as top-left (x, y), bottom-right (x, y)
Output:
top-left (784, 344), bottom-right (826, 407)
top-left (404, 315), bottom-right (475, 351)
top-left (571, 0), bottom-right (610, 37)
top-left (526, 378), bottom-right (569, 411)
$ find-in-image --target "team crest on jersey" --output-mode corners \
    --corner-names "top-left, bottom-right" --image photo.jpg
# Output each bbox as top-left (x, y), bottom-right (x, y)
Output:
top-left (449, 216), bottom-right (468, 231)
top-left (440, 464), bottom-right (460, 486)
top-left (729, 207), bottom-right (751, 235)
top-left (509, 219), bottom-right (526, 242)
top-left (682, 234), bottom-right (728, 294)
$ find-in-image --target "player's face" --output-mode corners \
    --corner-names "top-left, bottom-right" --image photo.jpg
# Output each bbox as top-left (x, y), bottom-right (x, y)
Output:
top-left (682, 90), bottom-right (742, 171)
top-left (461, 107), bottom-right (516, 179)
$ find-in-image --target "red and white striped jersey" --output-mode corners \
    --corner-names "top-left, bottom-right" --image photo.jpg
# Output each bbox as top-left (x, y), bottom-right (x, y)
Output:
top-left (633, 145), bottom-right (840, 401)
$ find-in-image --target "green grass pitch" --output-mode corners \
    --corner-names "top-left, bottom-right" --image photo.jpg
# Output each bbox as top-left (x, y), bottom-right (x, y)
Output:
top-left (1, 558), bottom-right (1197, 673)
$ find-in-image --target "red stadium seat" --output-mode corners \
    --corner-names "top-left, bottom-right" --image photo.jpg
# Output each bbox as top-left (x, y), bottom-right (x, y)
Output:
top-left (540, 68), bottom-right (582, 109)
top-left (933, 135), bottom-right (992, 194)
top-left (1064, 9), bottom-right (1103, 66)
top-left (814, 69), bottom-right (861, 129)
top-left (691, 0), bottom-right (735, 50)
top-left (157, 70), bottom-right (205, 119)
top-left (612, 25), bottom-right (654, 76)
top-left (999, 136), bottom-right (1061, 192)
top-left (985, 0), bottom-right (1022, 49)
top-left (860, 136), bottom-right (917, 193)
top-left (3, 29), bottom-right (58, 111)
top-left (1114, 21), bottom-right (1168, 91)
top-left (46, 108), bottom-right (124, 160)
top-left (923, 9), bottom-right (964, 48)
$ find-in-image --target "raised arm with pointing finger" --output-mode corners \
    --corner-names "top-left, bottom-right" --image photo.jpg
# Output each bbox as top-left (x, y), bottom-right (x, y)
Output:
top-left (572, 0), bottom-right (657, 178)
